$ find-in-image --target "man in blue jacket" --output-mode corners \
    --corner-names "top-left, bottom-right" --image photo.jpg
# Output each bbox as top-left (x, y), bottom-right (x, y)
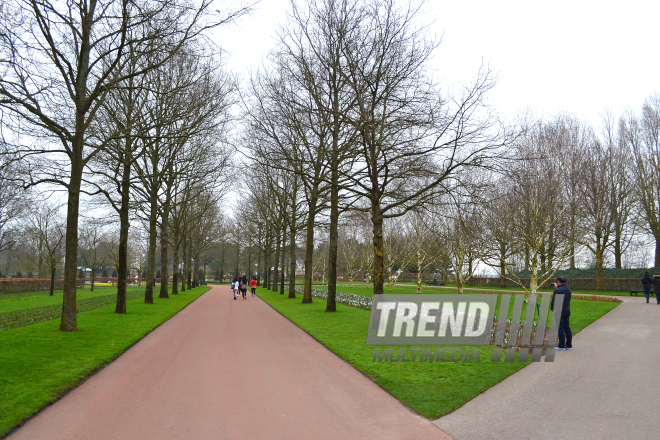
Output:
top-left (551, 276), bottom-right (572, 351)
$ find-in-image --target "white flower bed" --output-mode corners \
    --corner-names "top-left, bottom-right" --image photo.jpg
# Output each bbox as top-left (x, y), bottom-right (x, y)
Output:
top-left (294, 286), bottom-right (373, 309)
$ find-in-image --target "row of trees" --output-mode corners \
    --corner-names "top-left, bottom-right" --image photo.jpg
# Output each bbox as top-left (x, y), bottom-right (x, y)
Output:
top-left (240, 0), bottom-right (506, 310)
top-left (235, 0), bottom-right (660, 300)
top-left (1, 0), bottom-right (659, 329)
top-left (0, 0), bottom-right (251, 330)
top-left (239, 96), bottom-right (660, 298)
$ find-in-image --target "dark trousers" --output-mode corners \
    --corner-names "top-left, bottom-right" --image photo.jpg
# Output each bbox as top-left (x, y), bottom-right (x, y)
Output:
top-left (242, 289), bottom-right (247, 299)
top-left (656, 291), bottom-right (660, 304)
top-left (251, 287), bottom-right (256, 295)
top-left (558, 316), bottom-right (572, 349)
top-left (644, 286), bottom-right (651, 302)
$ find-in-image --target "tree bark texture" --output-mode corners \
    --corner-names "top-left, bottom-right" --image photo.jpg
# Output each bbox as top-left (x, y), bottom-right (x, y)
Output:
top-left (144, 190), bottom-right (158, 304)
top-left (302, 194), bottom-right (317, 304)
top-left (272, 231), bottom-right (281, 291)
top-left (326, 172), bottom-right (339, 312)
top-left (159, 203), bottom-right (170, 298)
top-left (60, 154), bottom-right (82, 332)
top-left (371, 206), bottom-right (385, 297)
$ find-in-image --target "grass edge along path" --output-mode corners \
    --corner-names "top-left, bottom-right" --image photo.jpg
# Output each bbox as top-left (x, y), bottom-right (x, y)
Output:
top-left (0, 286), bottom-right (210, 438)
top-left (258, 288), bottom-right (619, 419)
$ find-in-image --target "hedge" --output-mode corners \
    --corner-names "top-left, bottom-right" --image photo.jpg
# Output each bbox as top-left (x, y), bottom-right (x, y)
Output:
top-left (470, 276), bottom-right (647, 292)
top-left (0, 279), bottom-right (70, 295)
top-left (513, 267), bottom-right (660, 279)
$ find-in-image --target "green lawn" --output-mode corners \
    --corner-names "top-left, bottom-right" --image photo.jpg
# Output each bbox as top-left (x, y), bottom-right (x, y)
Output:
top-left (0, 285), bottom-right (209, 437)
top-left (259, 287), bottom-right (619, 419)
top-left (0, 285), bottom-right (144, 314)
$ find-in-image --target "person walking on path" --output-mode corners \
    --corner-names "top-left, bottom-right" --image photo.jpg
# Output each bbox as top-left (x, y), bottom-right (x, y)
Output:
top-left (551, 276), bottom-right (572, 351)
top-left (642, 271), bottom-right (653, 303)
top-left (241, 276), bottom-right (248, 300)
top-left (250, 277), bottom-right (257, 297)
top-left (232, 277), bottom-right (239, 300)
top-left (652, 272), bottom-right (660, 305)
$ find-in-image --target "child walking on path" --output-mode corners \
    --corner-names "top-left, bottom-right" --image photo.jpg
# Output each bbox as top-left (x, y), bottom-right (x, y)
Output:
top-left (250, 277), bottom-right (257, 297)
top-left (232, 278), bottom-right (240, 300)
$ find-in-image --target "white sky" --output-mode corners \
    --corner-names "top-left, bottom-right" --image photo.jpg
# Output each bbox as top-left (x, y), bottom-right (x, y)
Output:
top-left (213, 0), bottom-right (659, 129)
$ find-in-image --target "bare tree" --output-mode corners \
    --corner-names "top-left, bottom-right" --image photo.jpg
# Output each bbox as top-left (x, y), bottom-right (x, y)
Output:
top-left (340, 0), bottom-right (505, 296)
top-left (503, 117), bottom-right (584, 293)
top-left (244, 0), bottom-right (360, 309)
top-left (623, 94), bottom-right (660, 265)
top-left (79, 220), bottom-right (116, 291)
top-left (26, 201), bottom-right (66, 295)
top-left (338, 221), bottom-right (364, 288)
top-left (0, 160), bottom-right (23, 254)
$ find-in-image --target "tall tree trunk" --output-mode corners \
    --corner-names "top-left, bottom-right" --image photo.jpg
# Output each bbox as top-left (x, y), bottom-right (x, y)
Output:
top-left (172, 240), bottom-right (179, 295)
top-left (193, 254), bottom-right (199, 288)
top-left (235, 240), bottom-right (240, 277)
top-left (303, 193), bottom-right (317, 303)
top-left (50, 266), bottom-right (56, 296)
top-left (187, 252), bottom-right (192, 290)
top-left (596, 248), bottom-right (604, 291)
top-left (264, 232), bottom-right (271, 289)
top-left (181, 235), bottom-right (186, 292)
top-left (219, 245), bottom-right (225, 284)
top-left (272, 229), bottom-right (281, 291)
top-left (144, 189), bottom-right (158, 304)
top-left (90, 270), bottom-right (95, 292)
top-left (499, 242), bottom-right (506, 287)
top-left (115, 158), bottom-right (131, 313)
top-left (288, 220), bottom-right (296, 299)
top-left (614, 233), bottom-right (622, 269)
top-left (60, 154), bottom-right (83, 332)
top-left (326, 171), bottom-right (339, 312)
top-left (280, 229), bottom-right (286, 295)
top-left (371, 204), bottom-right (385, 297)
top-left (159, 203), bottom-right (170, 298)
top-left (257, 256), bottom-right (262, 286)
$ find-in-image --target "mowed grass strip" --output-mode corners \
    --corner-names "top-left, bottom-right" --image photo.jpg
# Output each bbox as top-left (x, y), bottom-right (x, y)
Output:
top-left (0, 286), bottom-right (210, 437)
top-left (0, 285), bottom-right (149, 314)
top-left (259, 288), bottom-right (619, 419)
top-left (0, 288), bottom-right (146, 330)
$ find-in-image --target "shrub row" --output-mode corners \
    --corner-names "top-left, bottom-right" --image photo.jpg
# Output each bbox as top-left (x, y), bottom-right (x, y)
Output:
top-left (0, 279), bottom-right (68, 295)
top-left (471, 276), bottom-right (645, 292)
top-left (0, 290), bottom-right (144, 330)
top-left (513, 267), bottom-right (660, 279)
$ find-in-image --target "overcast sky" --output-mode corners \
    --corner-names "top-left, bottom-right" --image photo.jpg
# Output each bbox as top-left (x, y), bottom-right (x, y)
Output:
top-left (213, 0), bottom-right (659, 130)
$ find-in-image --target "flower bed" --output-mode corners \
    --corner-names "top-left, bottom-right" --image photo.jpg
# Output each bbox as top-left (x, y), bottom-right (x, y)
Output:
top-left (571, 294), bottom-right (619, 302)
top-left (294, 286), bottom-right (373, 309)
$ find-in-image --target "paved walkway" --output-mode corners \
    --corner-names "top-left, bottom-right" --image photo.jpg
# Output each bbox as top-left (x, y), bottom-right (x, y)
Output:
top-left (9, 285), bottom-right (450, 440)
top-left (434, 295), bottom-right (660, 440)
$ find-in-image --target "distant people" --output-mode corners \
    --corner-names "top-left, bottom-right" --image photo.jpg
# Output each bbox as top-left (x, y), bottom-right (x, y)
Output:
top-left (232, 277), bottom-right (239, 300)
top-left (652, 273), bottom-right (660, 305)
top-left (551, 276), bottom-right (572, 351)
top-left (250, 276), bottom-right (257, 297)
top-left (241, 275), bottom-right (248, 300)
top-left (642, 271), bottom-right (652, 303)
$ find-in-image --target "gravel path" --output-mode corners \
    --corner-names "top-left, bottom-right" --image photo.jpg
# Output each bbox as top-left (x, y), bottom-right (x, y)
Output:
top-left (434, 295), bottom-right (659, 440)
